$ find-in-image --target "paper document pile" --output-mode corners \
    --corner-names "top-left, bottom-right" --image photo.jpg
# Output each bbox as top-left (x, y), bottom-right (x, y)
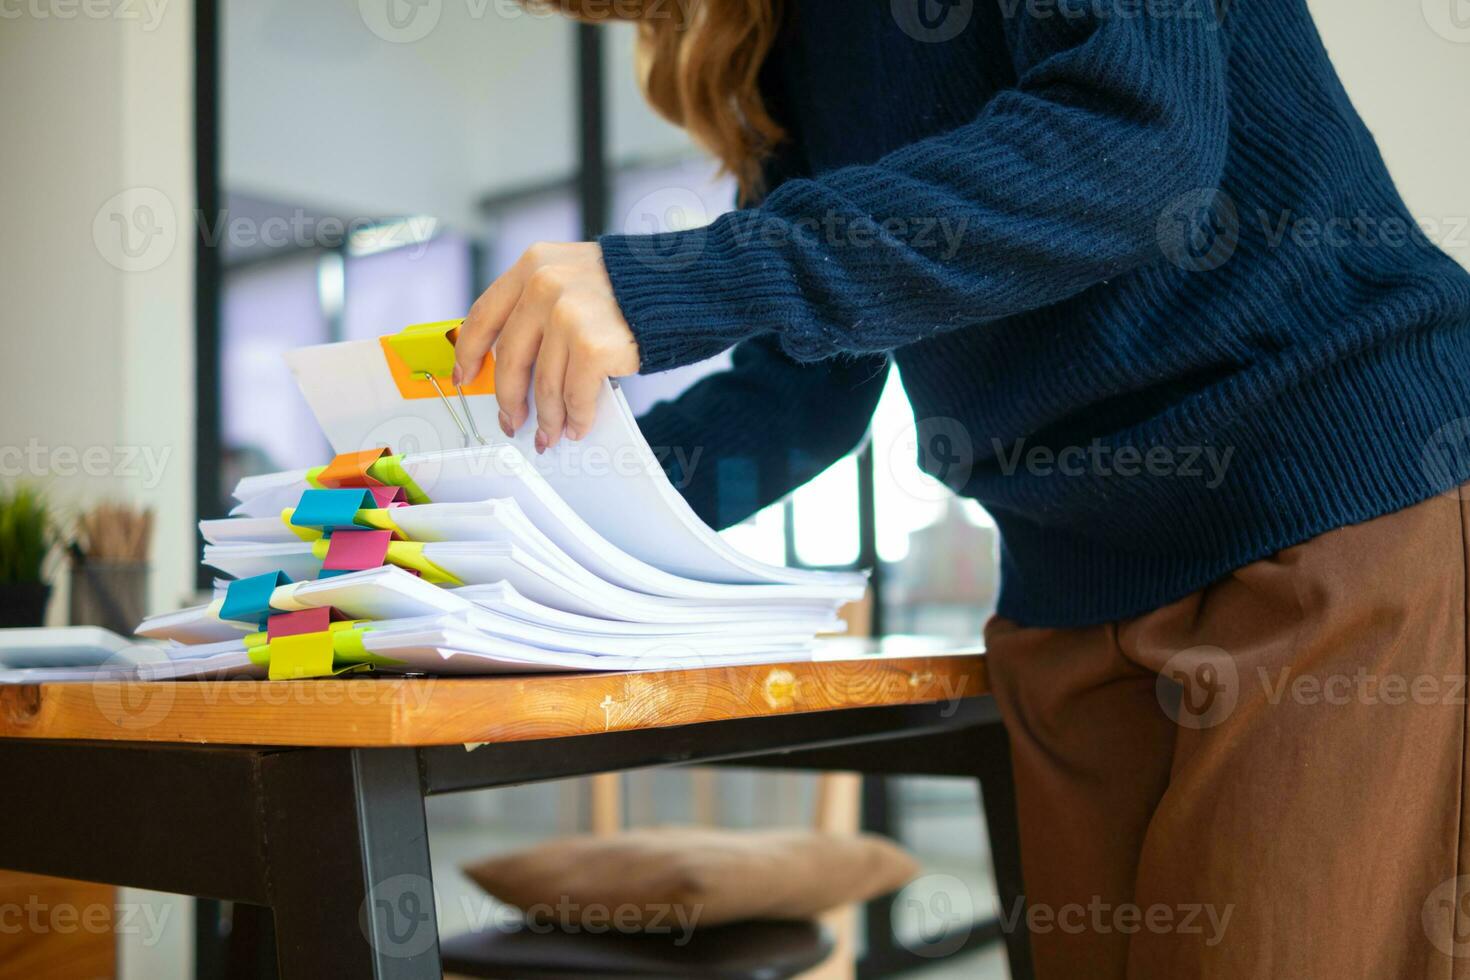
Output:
top-left (134, 324), bottom-right (865, 680)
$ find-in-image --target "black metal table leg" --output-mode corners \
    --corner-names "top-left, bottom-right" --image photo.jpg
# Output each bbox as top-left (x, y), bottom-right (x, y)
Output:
top-left (257, 748), bottom-right (439, 979)
top-left (973, 723), bottom-right (1034, 980)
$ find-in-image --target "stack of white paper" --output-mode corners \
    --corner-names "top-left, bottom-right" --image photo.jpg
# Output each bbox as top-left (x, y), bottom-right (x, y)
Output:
top-left (131, 336), bottom-right (866, 680)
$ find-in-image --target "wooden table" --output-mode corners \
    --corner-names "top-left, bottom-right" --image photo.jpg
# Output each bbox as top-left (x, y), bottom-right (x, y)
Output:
top-left (0, 647), bottom-right (1031, 980)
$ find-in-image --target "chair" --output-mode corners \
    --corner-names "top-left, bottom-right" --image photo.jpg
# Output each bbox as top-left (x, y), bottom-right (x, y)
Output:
top-left (440, 917), bottom-right (833, 980)
top-left (442, 597), bottom-right (876, 980)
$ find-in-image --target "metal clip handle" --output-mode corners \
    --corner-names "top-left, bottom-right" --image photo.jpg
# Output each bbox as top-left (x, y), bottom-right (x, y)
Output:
top-left (421, 373), bottom-right (487, 447)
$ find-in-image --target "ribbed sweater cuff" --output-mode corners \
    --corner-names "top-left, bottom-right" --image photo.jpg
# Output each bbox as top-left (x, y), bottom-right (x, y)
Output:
top-left (600, 215), bottom-right (801, 374)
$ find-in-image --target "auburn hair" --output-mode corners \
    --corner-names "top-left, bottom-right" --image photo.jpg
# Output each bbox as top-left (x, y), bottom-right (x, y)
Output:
top-left (527, 0), bottom-right (784, 201)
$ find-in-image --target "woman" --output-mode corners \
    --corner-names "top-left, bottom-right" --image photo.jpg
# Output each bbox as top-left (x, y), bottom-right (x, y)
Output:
top-left (454, 1), bottom-right (1470, 975)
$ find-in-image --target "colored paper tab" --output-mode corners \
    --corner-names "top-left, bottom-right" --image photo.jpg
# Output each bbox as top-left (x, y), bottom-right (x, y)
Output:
top-left (322, 530), bottom-right (394, 572)
top-left (386, 541), bottom-right (463, 585)
top-left (290, 488), bottom-right (377, 532)
top-left (368, 486), bottom-right (405, 508)
top-left (267, 606), bottom-right (345, 640)
top-left (219, 571), bottom-right (292, 628)
top-left (386, 320), bottom-right (460, 378)
top-left (266, 630), bottom-right (336, 680)
top-left (367, 455), bottom-right (431, 505)
top-left (316, 448), bottom-right (389, 489)
top-left (280, 506), bottom-right (403, 541)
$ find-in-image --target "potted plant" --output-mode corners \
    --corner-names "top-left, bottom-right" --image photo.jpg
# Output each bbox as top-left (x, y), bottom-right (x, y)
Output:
top-left (0, 484), bottom-right (57, 627)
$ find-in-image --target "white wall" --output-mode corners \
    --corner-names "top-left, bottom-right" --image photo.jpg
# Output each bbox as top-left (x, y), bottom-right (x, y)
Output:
top-left (1309, 0), bottom-right (1470, 270)
top-left (0, 2), bottom-right (196, 619)
top-left (221, 2), bottom-right (692, 229)
top-left (0, 5), bottom-right (198, 977)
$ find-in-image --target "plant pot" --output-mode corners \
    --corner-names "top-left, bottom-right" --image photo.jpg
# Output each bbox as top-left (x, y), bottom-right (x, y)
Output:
top-left (69, 561), bottom-right (149, 635)
top-left (0, 582), bottom-right (52, 628)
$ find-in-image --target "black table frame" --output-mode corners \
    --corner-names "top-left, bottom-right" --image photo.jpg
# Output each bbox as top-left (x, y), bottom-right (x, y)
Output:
top-left (0, 697), bottom-right (1032, 979)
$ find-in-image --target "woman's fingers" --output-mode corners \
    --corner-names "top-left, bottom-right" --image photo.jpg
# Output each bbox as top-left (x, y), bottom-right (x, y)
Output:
top-left (563, 341), bottom-right (604, 443)
top-left (457, 241), bottom-right (639, 442)
top-left (493, 295), bottom-right (545, 436)
top-left (532, 331), bottom-right (571, 453)
top-left (453, 262), bottom-right (524, 386)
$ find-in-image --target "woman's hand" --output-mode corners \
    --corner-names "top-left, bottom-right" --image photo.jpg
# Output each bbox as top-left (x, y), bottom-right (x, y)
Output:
top-left (453, 242), bottom-right (640, 453)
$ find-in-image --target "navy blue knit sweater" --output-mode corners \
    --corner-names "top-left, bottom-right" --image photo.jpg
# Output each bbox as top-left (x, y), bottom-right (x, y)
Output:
top-left (600, 0), bottom-right (1470, 628)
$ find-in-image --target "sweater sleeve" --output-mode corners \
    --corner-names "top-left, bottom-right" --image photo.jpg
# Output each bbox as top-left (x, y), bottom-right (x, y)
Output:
top-left (635, 335), bottom-right (891, 530)
top-left (601, 4), bottom-right (1229, 371)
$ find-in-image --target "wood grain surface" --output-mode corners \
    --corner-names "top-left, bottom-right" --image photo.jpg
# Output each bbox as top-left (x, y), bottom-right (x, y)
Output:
top-left (0, 652), bottom-right (987, 748)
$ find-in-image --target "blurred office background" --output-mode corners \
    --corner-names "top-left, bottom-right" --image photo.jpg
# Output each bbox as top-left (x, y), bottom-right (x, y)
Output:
top-left (3, 1), bottom-right (1469, 976)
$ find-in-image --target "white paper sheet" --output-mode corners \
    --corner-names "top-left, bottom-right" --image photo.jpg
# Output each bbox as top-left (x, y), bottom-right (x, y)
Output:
top-left (283, 339), bottom-right (866, 588)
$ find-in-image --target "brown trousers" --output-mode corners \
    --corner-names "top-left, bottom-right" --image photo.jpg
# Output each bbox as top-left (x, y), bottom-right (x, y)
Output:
top-left (985, 485), bottom-right (1470, 979)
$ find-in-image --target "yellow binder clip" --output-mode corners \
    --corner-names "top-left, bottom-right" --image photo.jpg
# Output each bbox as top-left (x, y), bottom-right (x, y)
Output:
top-left (381, 320), bottom-right (493, 447)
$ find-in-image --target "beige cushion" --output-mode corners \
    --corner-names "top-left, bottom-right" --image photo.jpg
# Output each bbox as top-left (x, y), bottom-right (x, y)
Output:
top-left (462, 827), bottom-right (920, 930)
